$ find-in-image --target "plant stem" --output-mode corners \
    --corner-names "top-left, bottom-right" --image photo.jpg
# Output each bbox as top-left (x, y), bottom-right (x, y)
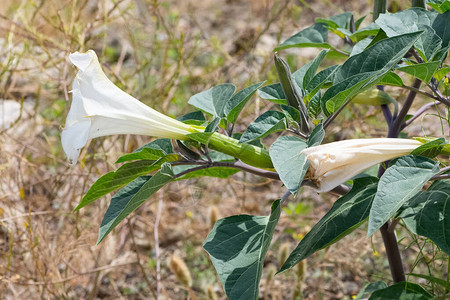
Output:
top-left (171, 159), bottom-right (350, 195)
top-left (390, 79), bottom-right (422, 137)
top-left (373, 0), bottom-right (387, 21)
top-left (376, 78), bottom-right (424, 283)
top-left (380, 223), bottom-right (407, 282)
top-left (377, 161), bottom-right (407, 283)
top-left (411, 0), bottom-right (426, 8)
top-left (403, 102), bottom-right (441, 128)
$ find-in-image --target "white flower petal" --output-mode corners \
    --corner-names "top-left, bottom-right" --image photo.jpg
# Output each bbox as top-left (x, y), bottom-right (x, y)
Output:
top-left (61, 119), bottom-right (91, 165)
top-left (62, 50), bottom-right (197, 164)
top-left (302, 138), bottom-right (422, 192)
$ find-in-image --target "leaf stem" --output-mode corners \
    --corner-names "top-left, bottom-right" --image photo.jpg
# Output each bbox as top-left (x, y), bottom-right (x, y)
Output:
top-left (402, 101), bottom-right (441, 128)
top-left (330, 46), bottom-right (350, 57)
top-left (430, 166), bottom-right (450, 180)
top-left (431, 174), bottom-right (450, 180)
top-left (171, 160), bottom-right (280, 180)
top-left (171, 159), bottom-right (350, 196)
top-left (401, 85), bottom-right (443, 102)
top-left (280, 190), bottom-right (291, 204)
top-left (323, 98), bottom-right (352, 129)
top-left (427, 82), bottom-right (450, 107)
top-left (410, 48), bottom-right (450, 107)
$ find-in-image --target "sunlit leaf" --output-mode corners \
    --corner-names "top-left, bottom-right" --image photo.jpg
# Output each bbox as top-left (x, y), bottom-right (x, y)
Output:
top-left (368, 155), bottom-right (439, 236)
top-left (204, 200), bottom-right (281, 300)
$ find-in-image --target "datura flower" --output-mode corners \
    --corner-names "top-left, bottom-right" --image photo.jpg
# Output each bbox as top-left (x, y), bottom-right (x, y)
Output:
top-left (301, 138), bottom-right (422, 192)
top-left (61, 50), bottom-right (273, 168)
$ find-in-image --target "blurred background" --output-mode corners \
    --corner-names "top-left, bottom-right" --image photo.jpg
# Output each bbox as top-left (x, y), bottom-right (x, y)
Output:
top-left (1, 0), bottom-right (440, 299)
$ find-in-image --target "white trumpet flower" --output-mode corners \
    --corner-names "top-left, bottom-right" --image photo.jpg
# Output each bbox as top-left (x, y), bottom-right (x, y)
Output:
top-left (301, 138), bottom-right (422, 192)
top-left (62, 50), bottom-right (274, 169)
top-left (61, 50), bottom-right (198, 165)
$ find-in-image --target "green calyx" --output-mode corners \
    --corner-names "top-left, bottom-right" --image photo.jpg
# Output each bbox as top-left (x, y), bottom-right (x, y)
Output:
top-left (187, 132), bottom-right (274, 169)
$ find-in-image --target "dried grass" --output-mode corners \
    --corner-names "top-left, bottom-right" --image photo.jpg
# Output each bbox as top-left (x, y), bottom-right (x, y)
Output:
top-left (1, 0), bottom-right (436, 299)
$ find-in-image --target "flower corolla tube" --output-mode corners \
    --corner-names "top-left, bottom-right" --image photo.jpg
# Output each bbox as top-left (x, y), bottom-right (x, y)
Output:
top-left (61, 50), bottom-right (274, 169)
top-left (301, 138), bottom-right (422, 192)
top-left (61, 50), bottom-right (199, 165)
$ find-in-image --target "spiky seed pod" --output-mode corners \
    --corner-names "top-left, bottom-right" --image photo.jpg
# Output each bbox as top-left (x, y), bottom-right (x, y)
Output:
top-left (168, 254), bottom-right (192, 287)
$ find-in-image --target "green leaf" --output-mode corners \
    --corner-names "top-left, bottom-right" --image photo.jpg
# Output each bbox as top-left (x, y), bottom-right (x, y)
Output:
top-left (208, 150), bottom-right (236, 162)
top-left (323, 72), bottom-right (378, 114)
top-left (355, 281), bottom-right (388, 300)
top-left (427, 0), bottom-right (450, 13)
top-left (378, 71), bottom-right (404, 86)
top-left (307, 91), bottom-right (322, 118)
top-left (397, 61), bottom-right (441, 83)
top-left (334, 32), bottom-right (423, 83)
top-left (257, 83), bottom-right (286, 104)
top-left (305, 65), bottom-right (339, 101)
top-left (116, 139), bottom-right (173, 163)
top-left (115, 148), bottom-right (165, 163)
top-left (368, 282), bottom-right (432, 300)
top-left (316, 12), bottom-right (353, 29)
top-left (274, 55), bottom-right (310, 133)
top-left (399, 180), bottom-right (450, 254)
top-left (276, 23), bottom-right (330, 51)
top-left (375, 9), bottom-right (437, 32)
top-left (432, 11), bottom-right (450, 47)
top-left (307, 124), bottom-right (325, 147)
top-left (188, 84), bottom-right (236, 117)
top-left (375, 9), bottom-right (440, 61)
top-left (279, 177), bottom-right (379, 273)
top-left (269, 136), bottom-right (308, 195)
top-left (97, 163), bottom-right (174, 243)
top-left (306, 64), bottom-right (339, 92)
top-left (225, 81), bottom-right (265, 123)
top-left (324, 32), bottom-right (424, 113)
top-left (419, 26), bottom-right (443, 62)
top-left (75, 159), bottom-right (177, 211)
top-left (368, 155), bottom-right (440, 236)
top-left (301, 49), bottom-right (329, 90)
top-left (204, 200), bottom-right (281, 300)
top-left (350, 37), bottom-right (373, 57)
top-left (365, 29), bottom-right (388, 49)
top-left (349, 23), bottom-right (380, 42)
top-left (414, 136), bottom-right (450, 155)
top-left (281, 105), bottom-right (301, 125)
top-left (173, 165), bottom-right (239, 180)
top-left (355, 16), bottom-right (366, 30)
top-left (239, 111), bottom-right (286, 144)
top-left (177, 111), bottom-right (206, 125)
top-left (205, 117), bottom-right (221, 133)
top-left (434, 67), bottom-right (450, 82)
top-left (410, 137), bottom-right (446, 158)
top-left (432, 45), bottom-right (450, 63)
